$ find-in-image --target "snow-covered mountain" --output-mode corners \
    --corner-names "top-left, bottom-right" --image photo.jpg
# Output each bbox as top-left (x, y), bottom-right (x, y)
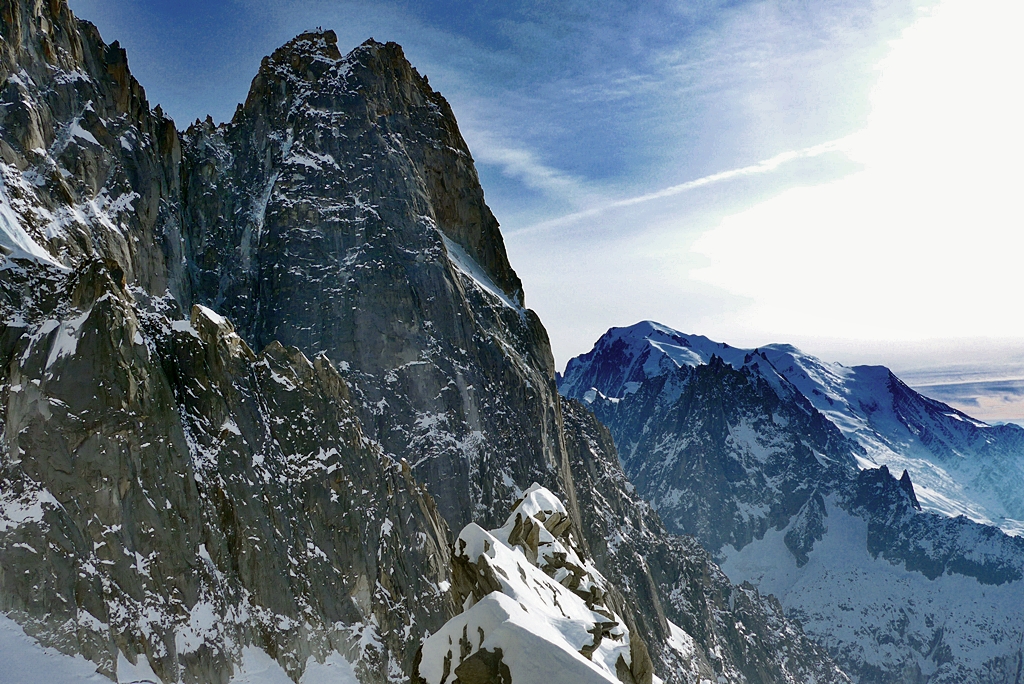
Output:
top-left (560, 321), bottom-right (1024, 684)
top-left (416, 484), bottom-right (650, 684)
top-left (0, 4), bottom-right (849, 683)
top-left (760, 344), bottom-right (1024, 535)
top-left (416, 482), bottom-right (851, 684)
top-left (561, 321), bottom-right (1024, 536)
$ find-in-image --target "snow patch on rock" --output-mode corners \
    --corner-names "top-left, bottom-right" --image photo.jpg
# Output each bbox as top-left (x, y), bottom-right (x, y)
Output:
top-left (417, 484), bottom-right (647, 684)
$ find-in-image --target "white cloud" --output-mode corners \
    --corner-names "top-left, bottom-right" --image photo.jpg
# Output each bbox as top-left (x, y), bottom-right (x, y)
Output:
top-left (463, 126), bottom-right (593, 202)
top-left (511, 136), bottom-right (850, 236)
top-left (691, 0), bottom-right (1024, 341)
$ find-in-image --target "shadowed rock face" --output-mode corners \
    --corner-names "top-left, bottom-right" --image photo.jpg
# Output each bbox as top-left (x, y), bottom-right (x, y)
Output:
top-left (182, 32), bottom-right (523, 359)
top-left (0, 0), bottom-right (185, 297)
top-left (181, 32), bottom-right (569, 532)
top-left (578, 356), bottom-right (856, 555)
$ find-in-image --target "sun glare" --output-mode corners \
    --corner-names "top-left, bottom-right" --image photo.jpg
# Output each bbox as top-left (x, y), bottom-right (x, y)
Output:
top-left (691, 0), bottom-right (1024, 341)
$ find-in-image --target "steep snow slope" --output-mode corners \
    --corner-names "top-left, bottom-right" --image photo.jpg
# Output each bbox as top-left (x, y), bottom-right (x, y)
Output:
top-left (760, 344), bottom-right (1024, 535)
top-left (416, 485), bottom-right (645, 684)
top-left (561, 321), bottom-right (1024, 536)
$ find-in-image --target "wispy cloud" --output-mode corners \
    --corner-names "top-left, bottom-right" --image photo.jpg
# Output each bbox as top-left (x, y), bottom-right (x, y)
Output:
top-left (690, 0), bottom-right (1024, 343)
top-left (462, 127), bottom-right (593, 202)
top-left (509, 136), bottom-right (853, 236)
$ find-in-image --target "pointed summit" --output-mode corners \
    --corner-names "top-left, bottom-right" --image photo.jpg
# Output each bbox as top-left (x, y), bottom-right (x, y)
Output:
top-left (270, 28), bottom-right (343, 62)
top-left (899, 469), bottom-right (923, 511)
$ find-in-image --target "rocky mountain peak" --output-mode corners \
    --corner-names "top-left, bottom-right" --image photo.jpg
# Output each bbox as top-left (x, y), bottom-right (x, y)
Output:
top-left (274, 28), bottom-right (344, 63)
top-left (898, 468), bottom-right (923, 511)
top-left (0, 0), bottom-right (81, 76)
top-left (198, 31), bottom-right (523, 353)
top-left (852, 465), bottom-right (923, 516)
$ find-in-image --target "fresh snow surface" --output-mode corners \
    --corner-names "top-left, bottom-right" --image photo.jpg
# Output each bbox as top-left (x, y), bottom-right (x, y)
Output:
top-left (564, 321), bottom-right (1024, 536)
top-left (195, 304), bottom-right (229, 327)
top-left (418, 484), bottom-right (633, 684)
top-left (0, 176), bottom-right (63, 269)
top-left (0, 614), bottom-right (110, 683)
top-left (0, 614), bottom-right (358, 684)
top-left (719, 498), bottom-right (1024, 679)
top-left (440, 234), bottom-right (521, 311)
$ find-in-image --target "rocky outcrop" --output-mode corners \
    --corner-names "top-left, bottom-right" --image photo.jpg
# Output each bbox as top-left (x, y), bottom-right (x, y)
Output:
top-left (416, 485), bottom-right (653, 684)
top-left (0, 256), bottom-right (453, 682)
top-left (0, 0), bottom-right (185, 296)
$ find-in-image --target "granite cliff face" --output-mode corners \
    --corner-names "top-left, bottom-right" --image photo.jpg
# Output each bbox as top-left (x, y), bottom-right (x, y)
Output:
top-left (0, 2), bottom-right (851, 682)
top-left (0, 0), bottom-right (185, 295)
top-left (0, 260), bottom-right (453, 683)
top-left (181, 32), bottom-right (565, 532)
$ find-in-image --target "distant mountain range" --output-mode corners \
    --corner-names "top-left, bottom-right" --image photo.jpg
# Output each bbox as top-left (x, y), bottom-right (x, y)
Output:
top-left (560, 321), bottom-right (1024, 684)
top-left (560, 321), bottom-right (1024, 536)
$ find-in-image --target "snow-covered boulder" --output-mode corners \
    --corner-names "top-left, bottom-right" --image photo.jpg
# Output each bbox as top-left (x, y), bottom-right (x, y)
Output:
top-left (416, 484), bottom-right (652, 684)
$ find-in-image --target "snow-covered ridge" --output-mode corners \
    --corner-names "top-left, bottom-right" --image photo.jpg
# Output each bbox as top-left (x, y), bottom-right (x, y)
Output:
top-left (416, 484), bottom-right (654, 684)
top-left (720, 496), bottom-right (1024, 683)
top-left (561, 321), bottom-right (1024, 536)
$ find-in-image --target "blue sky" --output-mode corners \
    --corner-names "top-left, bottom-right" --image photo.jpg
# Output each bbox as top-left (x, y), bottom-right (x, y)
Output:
top-left (69, 0), bottom-right (1024, 421)
top-left (68, 0), bottom-right (917, 217)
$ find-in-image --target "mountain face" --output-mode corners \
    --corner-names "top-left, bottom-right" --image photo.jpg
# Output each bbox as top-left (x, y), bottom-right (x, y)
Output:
top-left (180, 32), bottom-right (556, 532)
top-left (561, 321), bottom-right (1024, 537)
top-left (560, 322), bottom-right (859, 554)
top-left (561, 322), bottom-right (1024, 684)
top-left (0, 3), bottom-right (849, 683)
top-left (759, 345), bottom-right (1024, 536)
top-left (1, 264), bottom-right (453, 682)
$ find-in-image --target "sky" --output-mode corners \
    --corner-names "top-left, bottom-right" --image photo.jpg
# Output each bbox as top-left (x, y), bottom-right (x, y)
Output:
top-left (68, 0), bottom-right (1024, 421)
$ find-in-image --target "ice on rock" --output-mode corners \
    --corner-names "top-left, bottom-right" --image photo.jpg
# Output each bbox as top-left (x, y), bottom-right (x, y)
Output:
top-left (416, 485), bottom-right (645, 684)
top-left (0, 175), bottom-right (64, 270)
